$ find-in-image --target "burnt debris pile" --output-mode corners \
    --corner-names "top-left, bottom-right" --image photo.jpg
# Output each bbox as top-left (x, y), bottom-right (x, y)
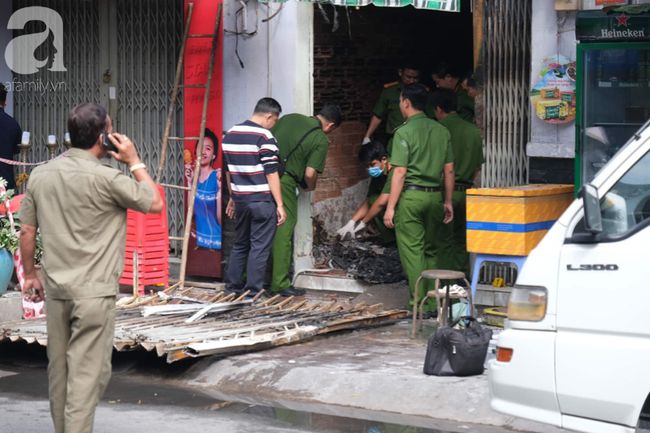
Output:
top-left (313, 239), bottom-right (405, 284)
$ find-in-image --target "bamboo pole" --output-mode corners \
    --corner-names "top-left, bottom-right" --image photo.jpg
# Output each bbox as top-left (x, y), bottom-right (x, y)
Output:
top-left (178, 4), bottom-right (223, 291)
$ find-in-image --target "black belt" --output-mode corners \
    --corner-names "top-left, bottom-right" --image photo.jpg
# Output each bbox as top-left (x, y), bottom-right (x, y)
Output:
top-left (455, 185), bottom-right (471, 192)
top-left (404, 186), bottom-right (441, 193)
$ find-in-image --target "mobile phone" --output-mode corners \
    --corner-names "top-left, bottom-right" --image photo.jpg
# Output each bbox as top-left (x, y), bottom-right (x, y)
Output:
top-left (103, 132), bottom-right (117, 152)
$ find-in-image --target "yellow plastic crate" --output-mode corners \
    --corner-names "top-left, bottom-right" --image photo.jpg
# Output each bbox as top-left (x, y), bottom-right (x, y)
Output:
top-left (466, 184), bottom-right (574, 256)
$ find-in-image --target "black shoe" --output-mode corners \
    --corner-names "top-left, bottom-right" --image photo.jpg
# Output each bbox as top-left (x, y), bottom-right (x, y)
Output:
top-left (274, 286), bottom-right (306, 297)
top-left (225, 289), bottom-right (240, 297)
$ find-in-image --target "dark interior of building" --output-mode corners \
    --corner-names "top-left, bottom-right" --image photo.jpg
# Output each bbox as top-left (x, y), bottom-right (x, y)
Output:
top-left (313, 0), bottom-right (475, 124)
top-left (309, 0), bottom-right (475, 210)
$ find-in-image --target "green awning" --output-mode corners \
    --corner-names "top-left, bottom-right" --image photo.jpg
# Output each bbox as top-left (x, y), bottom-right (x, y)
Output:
top-left (265, 0), bottom-right (459, 12)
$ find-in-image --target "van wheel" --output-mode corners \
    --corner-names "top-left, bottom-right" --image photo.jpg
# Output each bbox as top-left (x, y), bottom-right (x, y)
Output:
top-left (639, 396), bottom-right (650, 432)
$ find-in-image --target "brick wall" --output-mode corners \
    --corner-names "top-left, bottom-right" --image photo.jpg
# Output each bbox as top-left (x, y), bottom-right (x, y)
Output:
top-left (314, 121), bottom-right (367, 202)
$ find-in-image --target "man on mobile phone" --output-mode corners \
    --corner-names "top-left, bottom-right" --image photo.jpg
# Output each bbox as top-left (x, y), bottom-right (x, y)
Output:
top-left (19, 103), bottom-right (163, 433)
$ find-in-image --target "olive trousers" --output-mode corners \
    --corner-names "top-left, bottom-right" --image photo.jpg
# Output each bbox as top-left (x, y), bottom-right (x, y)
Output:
top-left (270, 175), bottom-right (299, 292)
top-left (46, 296), bottom-right (115, 433)
top-left (395, 190), bottom-right (444, 312)
top-left (436, 190), bottom-right (470, 277)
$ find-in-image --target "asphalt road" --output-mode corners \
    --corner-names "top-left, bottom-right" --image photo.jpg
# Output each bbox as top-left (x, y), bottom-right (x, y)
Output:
top-left (0, 339), bottom-right (561, 433)
top-left (0, 394), bottom-right (326, 433)
top-left (0, 344), bottom-right (439, 433)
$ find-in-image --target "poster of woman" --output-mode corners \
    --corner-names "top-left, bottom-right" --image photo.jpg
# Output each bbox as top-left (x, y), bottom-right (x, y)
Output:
top-left (183, 126), bottom-right (224, 278)
top-left (193, 129), bottom-right (222, 250)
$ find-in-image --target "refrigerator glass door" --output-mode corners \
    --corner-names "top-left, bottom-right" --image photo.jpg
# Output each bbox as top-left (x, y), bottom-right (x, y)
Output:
top-left (581, 47), bottom-right (650, 183)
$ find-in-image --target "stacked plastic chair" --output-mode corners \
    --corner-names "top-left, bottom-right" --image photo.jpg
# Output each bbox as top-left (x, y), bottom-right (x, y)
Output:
top-left (119, 186), bottom-right (169, 296)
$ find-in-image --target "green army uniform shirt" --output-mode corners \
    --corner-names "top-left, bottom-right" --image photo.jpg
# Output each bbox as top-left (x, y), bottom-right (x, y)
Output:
top-left (272, 114), bottom-right (330, 183)
top-left (372, 82), bottom-right (405, 135)
top-left (19, 148), bottom-right (154, 300)
top-left (390, 113), bottom-right (454, 188)
top-left (456, 86), bottom-right (475, 123)
top-left (367, 163), bottom-right (394, 198)
top-left (438, 112), bottom-right (484, 185)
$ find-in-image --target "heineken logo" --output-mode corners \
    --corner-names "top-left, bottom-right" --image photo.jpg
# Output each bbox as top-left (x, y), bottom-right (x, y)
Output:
top-left (600, 13), bottom-right (645, 38)
top-left (577, 10), bottom-right (650, 42)
top-left (601, 28), bottom-right (645, 38)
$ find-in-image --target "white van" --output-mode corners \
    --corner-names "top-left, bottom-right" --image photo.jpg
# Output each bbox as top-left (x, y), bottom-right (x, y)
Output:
top-left (488, 122), bottom-right (650, 433)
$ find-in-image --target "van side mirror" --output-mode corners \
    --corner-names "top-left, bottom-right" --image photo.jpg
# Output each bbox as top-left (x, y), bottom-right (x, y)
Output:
top-left (582, 184), bottom-right (603, 234)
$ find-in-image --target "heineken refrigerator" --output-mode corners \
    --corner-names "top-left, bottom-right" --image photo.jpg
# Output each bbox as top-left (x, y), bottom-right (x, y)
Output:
top-left (576, 9), bottom-right (650, 189)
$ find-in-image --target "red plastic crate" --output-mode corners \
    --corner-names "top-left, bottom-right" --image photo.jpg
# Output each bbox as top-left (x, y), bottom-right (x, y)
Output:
top-left (119, 185), bottom-right (169, 295)
top-left (124, 256), bottom-right (168, 266)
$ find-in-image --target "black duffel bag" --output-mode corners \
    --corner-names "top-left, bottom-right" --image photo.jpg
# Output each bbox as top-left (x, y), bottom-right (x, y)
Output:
top-left (423, 316), bottom-right (493, 377)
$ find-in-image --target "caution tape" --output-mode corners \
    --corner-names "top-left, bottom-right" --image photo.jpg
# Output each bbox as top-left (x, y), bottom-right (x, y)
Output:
top-left (0, 150), bottom-right (68, 166)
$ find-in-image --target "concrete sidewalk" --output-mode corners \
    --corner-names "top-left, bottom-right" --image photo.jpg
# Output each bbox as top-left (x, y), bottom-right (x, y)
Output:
top-left (180, 319), bottom-right (564, 433)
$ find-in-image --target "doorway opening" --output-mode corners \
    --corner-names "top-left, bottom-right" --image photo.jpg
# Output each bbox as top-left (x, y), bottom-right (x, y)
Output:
top-left (311, 0), bottom-right (474, 235)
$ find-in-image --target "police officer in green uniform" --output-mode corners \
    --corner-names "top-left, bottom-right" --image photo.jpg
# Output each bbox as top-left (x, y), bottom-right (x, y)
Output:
top-left (463, 75), bottom-right (479, 100)
top-left (270, 104), bottom-right (343, 297)
top-left (363, 63), bottom-right (421, 155)
top-left (432, 62), bottom-right (475, 124)
top-left (384, 84), bottom-right (455, 315)
top-left (336, 141), bottom-right (395, 244)
top-left (432, 88), bottom-right (484, 278)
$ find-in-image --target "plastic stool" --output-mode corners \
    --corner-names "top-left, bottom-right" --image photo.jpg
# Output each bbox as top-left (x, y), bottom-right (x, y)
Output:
top-left (412, 270), bottom-right (472, 338)
top-left (470, 254), bottom-right (528, 312)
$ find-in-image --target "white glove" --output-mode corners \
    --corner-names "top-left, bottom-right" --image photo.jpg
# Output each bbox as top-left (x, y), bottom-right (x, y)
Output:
top-left (353, 221), bottom-right (367, 235)
top-left (362, 137), bottom-right (371, 145)
top-left (336, 220), bottom-right (356, 240)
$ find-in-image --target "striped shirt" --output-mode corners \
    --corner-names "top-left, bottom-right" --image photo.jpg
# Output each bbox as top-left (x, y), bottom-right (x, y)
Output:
top-left (222, 120), bottom-right (279, 203)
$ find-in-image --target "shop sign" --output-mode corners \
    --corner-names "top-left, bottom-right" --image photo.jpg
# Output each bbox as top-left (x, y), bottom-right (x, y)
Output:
top-left (577, 10), bottom-right (650, 41)
top-left (530, 68), bottom-right (576, 125)
top-left (596, 0), bottom-right (626, 5)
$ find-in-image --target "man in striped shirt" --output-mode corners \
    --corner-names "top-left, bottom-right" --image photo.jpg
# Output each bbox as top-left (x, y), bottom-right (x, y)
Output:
top-left (223, 98), bottom-right (286, 297)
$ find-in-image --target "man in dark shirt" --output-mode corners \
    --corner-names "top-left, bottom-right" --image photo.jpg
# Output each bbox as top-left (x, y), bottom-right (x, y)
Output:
top-left (222, 98), bottom-right (286, 298)
top-left (0, 84), bottom-right (22, 190)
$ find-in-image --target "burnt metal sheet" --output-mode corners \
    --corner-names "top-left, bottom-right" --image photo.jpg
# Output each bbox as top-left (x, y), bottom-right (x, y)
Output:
top-left (1, 290), bottom-right (407, 363)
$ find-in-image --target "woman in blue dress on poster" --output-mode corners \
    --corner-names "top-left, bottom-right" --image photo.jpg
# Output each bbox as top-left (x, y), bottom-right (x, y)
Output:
top-left (194, 128), bottom-right (222, 250)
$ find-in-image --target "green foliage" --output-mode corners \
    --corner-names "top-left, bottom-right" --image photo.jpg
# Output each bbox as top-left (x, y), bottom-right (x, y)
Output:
top-left (0, 178), bottom-right (43, 262)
